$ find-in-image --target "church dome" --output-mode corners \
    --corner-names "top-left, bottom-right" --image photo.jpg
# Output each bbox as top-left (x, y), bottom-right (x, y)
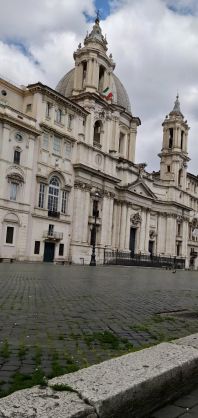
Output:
top-left (56, 69), bottom-right (131, 114)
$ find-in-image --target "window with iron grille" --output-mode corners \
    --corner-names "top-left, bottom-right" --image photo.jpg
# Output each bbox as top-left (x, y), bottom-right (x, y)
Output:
top-left (61, 190), bottom-right (68, 214)
top-left (59, 243), bottom-right (64, 256)
top-left (48, 177), bottom-right (59, 212)
top-left (38, 183), bottom-right (45, 208)
top-left (34, 241), bottom-right (40, 254)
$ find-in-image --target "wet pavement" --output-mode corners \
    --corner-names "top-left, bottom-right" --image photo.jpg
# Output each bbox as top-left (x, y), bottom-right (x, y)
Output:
top-left (0, 263), bottom-right (198, 397)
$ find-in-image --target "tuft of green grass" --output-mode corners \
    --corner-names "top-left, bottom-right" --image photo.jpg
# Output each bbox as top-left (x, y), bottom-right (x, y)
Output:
top-left (33, 344), bottom-right (42, 366)
top-left (84, 331), bottom-right (133, 351)
top-left (50, 383), bottom-right (77, 393)
top-left (0, 339), bottom-right (11, 359)
top-left (0, 368), bottom-right (47, 399)
top-left (18, 342), bottom-right (28, 360)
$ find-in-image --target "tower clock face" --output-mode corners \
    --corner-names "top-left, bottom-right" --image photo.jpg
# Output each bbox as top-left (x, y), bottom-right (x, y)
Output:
top-left (15, 132), bottom-right (23, 142)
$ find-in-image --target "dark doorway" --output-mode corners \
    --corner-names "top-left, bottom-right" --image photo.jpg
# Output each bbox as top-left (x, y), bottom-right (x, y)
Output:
top-left (43, 242), bottom-right (55, 262)
top-left (129, 227), bottom-right (136, 256)
top-left (149, 240), bottom-right (154, 256)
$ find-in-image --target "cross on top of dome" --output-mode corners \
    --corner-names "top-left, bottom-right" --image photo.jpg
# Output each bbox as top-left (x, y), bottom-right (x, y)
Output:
top-left (170, 93), bottom-right (184, 118)
top-left (84, 11), bottom-right (108, 50)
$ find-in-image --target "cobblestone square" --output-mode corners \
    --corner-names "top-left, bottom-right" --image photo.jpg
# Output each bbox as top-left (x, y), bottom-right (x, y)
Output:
top-left (0, 263), bottom-right (198, 397)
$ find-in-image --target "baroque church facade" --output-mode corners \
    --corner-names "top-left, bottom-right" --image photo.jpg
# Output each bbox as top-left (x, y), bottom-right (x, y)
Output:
top-left (0, 17), bottom-right (198, 268)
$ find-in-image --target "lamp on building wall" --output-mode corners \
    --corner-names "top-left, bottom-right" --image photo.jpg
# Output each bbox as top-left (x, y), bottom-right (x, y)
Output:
top-left (90, 191), bottom-right (100, 266)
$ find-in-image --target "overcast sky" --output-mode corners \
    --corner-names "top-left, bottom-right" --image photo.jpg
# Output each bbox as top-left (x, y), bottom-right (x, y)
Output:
top-left (0, 0), bottom-right (198, 174)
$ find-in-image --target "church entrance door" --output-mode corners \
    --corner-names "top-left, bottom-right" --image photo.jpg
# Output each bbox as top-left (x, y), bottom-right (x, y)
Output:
top-left (129, 227), bottom-right (136, 256)
top-left (43, 242), bottom-right (55, 262)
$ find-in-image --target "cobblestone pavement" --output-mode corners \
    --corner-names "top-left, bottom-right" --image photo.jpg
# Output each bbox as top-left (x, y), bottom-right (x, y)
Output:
top-left (0, 263), bottom-right (198, 397)
top-left (150, 386), bottom-right (198, 417)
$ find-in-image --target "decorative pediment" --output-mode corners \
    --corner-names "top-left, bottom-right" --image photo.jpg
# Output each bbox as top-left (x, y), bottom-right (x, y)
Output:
top-left (126, 179), bottom-right (157, 199)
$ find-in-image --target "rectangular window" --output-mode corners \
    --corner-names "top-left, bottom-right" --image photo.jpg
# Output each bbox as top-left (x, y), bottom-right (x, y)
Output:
top-left (10, 183), bottom-right (17, 201)
top-left (61, 190), bottom-right (68, 214)
top-left (65, 141), bottom-right (72, 159)
top-left (34, 241), bottom-right (40, 254)
top-left (6, 226), bottom-right (14, 244)
top-left (38, 183), bottom-right (45, 208)
top-left (92, 200), bottom-right (99, 218)
top-left (14, 150), bottom-right (20, 165)
top-left (56, 108), bottom-right (62, 124)
top-left (43, 133), bottom-right (49, 149)
top-left (59, 243), bottom-right (64, 256)
top-left (48, 224), bottom-right (54, 236)
top-left (167, 165), bottom-right (170, 172)
top-left (53, 136), bottom-right (61, 154)
top-left (68, 114), bottom-right (73, 129)
top-left (46, 102), bottom-right (51, 118)
top-left (26, 104), bottom-right (32, 112)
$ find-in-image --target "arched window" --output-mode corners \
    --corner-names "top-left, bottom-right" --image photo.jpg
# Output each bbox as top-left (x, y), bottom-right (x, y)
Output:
top-left (169, 128), bottom-right (173, 148)
top-left (93, 121), bottom-right (102, 144)
top-left (48, 176), bottom-right (60, 214)
top-left (181, 131), bottom-right (184, 149)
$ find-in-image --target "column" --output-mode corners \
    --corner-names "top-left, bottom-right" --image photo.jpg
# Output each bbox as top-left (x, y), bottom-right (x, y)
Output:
top-left (156, 214), bottom-right (166, 255)
top-left (100, 197), bottom-right (108, 246)
top-left (72, 188), bottom-right (82, 242)
top-left (144, 210), bottom-right (150, 253)
top-left (165, 215), bottom-right (176, 255)
top-left (114, 116), bottom-right (120, 152)
top-left (128, 124), bottom-right (137, 162)
top-left (115, 202), bottom-right (121, 248)
top-left (119, 204), bottom-right (127, 250)
top-left (112, 203), bottom-right (117, 248)
top-left (124, 206), bottom-right (131, 250)
top-left (139, 211), bottom-right (146, 253)
top-left (181, 220), bottom-right (188, 258)
top-left (82, 191), bottom-right (90, 243)
top-left (107, 198), bottom-right (114, 246)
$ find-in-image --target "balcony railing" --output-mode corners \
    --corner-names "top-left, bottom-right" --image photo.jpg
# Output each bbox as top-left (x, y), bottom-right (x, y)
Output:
top-left (43, 231), bottom-right (63, 240)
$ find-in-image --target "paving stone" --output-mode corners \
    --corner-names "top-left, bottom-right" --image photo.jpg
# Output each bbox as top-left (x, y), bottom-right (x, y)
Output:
top-left (151, 404), bottom-right (186, 417)
top-left (0, 263), bottom-right (198, 401)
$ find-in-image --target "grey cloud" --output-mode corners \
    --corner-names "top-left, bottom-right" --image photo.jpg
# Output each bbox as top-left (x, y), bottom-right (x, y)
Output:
top-left (0, 0), bottom-right (197, 174)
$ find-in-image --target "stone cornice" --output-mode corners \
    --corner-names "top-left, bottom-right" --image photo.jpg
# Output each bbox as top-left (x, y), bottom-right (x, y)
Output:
top-left (27, 82), bottom-right (89, 116)
top-left (0, 112), bottom-right (41, 136)
top-left (73, 163), bottom-right (120, 184)
top-left (39, 122), bottom-right (76, 142)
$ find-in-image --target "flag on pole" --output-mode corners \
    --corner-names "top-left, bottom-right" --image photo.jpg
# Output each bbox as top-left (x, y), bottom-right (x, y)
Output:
top-left (101, 87), bottom-right (113, 101)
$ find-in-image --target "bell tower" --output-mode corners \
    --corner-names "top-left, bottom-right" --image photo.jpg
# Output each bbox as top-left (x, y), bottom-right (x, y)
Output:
top-left (72, 16), bottom-right (115, 96)
top-left (159, 95), bottom-right (190, 189)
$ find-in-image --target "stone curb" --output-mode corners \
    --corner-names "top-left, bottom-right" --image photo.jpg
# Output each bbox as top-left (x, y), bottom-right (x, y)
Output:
top-left (1, 334), bottom-right (198, 418)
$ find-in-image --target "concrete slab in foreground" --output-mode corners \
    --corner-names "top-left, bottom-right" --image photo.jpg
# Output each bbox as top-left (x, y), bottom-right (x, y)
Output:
top-left (1, 334), bottom-right (198, 418)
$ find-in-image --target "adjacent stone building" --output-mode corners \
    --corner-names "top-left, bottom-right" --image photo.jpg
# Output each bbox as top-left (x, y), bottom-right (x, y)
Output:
top-left (0, 17), bottom-right (198, 267)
